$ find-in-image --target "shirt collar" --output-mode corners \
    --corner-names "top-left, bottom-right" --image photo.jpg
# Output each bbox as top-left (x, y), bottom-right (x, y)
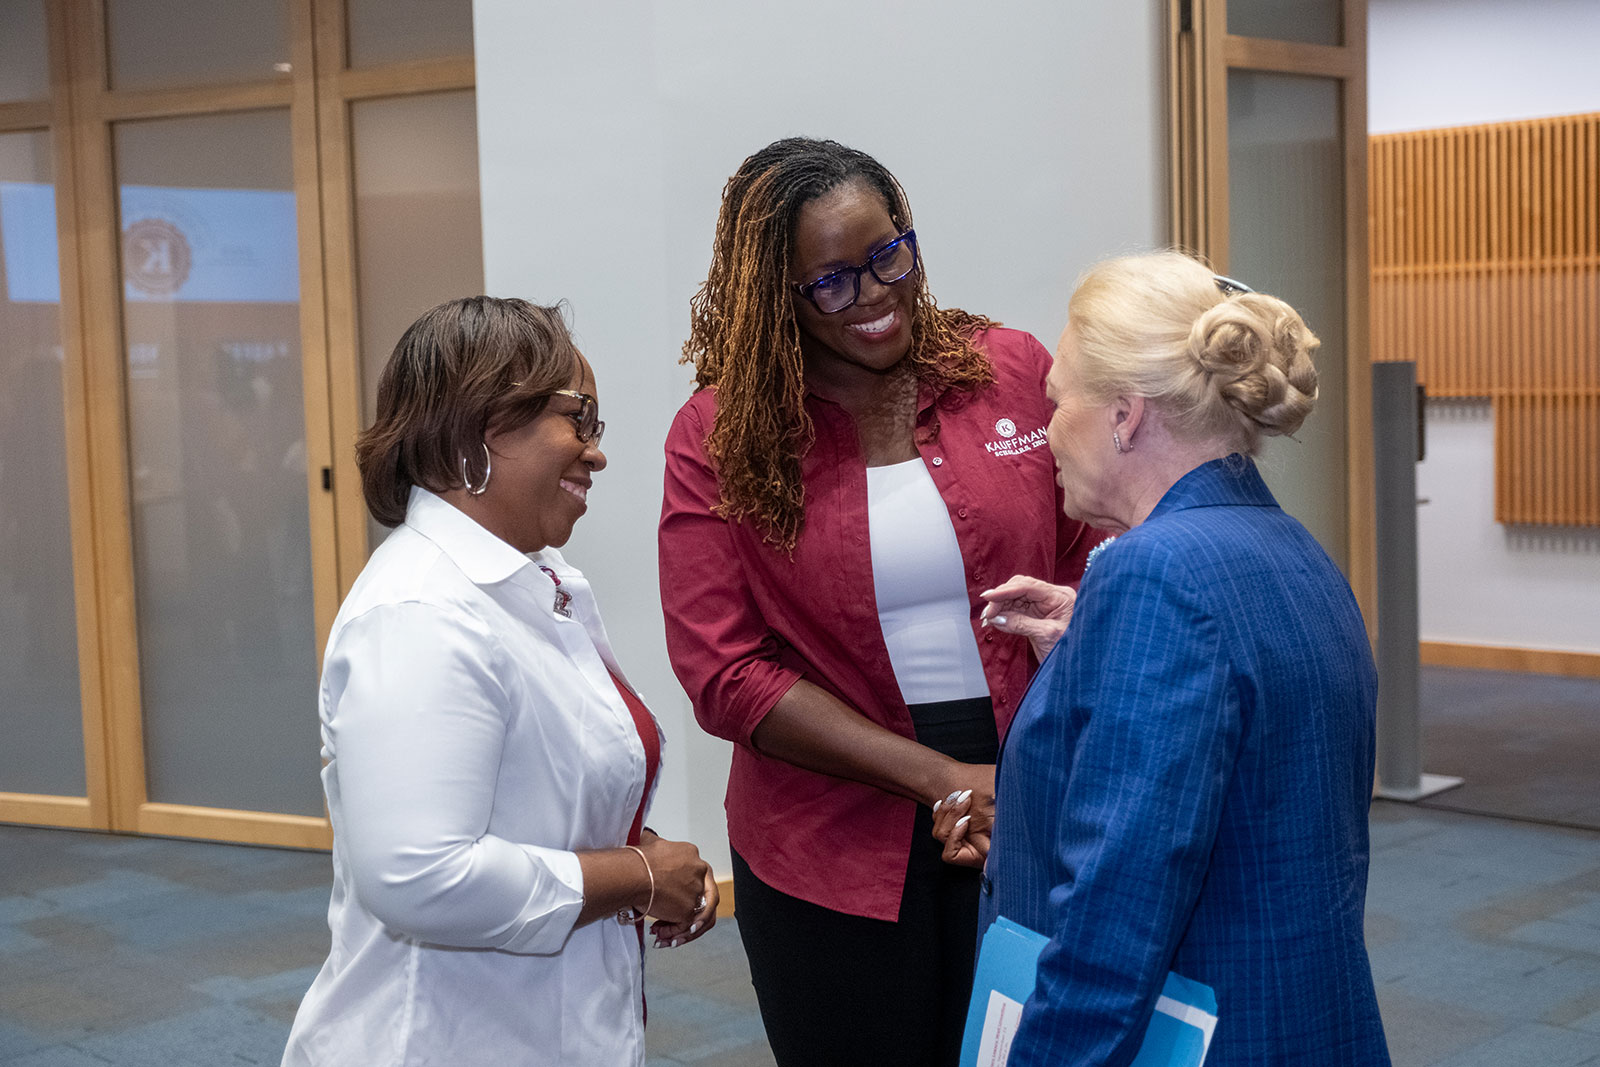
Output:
top-left (403, 486), bottom-right (536, 586)
top-left (1147, 454), bottom-right (1278, 520)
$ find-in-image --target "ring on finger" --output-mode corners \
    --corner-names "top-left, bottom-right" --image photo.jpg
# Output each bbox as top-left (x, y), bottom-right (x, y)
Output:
top-left (695, 893), bottom-right (708, 912)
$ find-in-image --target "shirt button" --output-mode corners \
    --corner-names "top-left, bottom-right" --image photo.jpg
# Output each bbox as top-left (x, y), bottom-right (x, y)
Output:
top-left (931, 456), bottom-right (943, 466)
top-left (957, 507), bottom-right (968, 519)
top-left (985, 633), bottom-right (994, 643)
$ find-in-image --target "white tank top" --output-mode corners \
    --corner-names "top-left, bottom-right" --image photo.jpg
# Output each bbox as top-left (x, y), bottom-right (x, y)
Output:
top-left (865, 458), bottom-right (990, 705)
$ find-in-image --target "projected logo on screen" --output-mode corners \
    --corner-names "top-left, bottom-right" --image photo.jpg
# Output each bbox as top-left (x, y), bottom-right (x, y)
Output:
top-left (123, 217), bottom-right (193, 296)
top-left (0, 182), bottom-right (298, 303)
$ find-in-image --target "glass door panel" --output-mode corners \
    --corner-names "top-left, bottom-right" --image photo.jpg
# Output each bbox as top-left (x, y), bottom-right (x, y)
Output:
top-left (113, 110), bottom-right (323, 816)
top-left (1227, 0), bottom-right (1342, 46)
top-left (0, 129), bottom-right (86, 796)
top-left (346, 0), bottom-right (473, 67)
top-left (350, 88), bottom-right (482, 551)
top-left (0, 0), bottom-right (50, 103)
top-left (106, 0), bottom-right (292, 91)
top-left (1227, 70), bottom-right (1349, 569)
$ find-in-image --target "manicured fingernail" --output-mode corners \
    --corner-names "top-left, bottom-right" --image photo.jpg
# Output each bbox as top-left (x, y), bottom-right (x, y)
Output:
top-left (979, 617), bottom-right (989, 628)
top-left (994, 615), bottom-right (1008, 626)
top-left (945, 790), bottom-right (961, 805)
top-left (672, 938), bottom-right (683, 948)
top-left (933, 800), bottom-right (943, 814)
top-left (690, 922), bottom-right (701, 934)
top-left (956, 815), bottom-right (971, 828)
top-left (957, 789), bottom-right (972, 803)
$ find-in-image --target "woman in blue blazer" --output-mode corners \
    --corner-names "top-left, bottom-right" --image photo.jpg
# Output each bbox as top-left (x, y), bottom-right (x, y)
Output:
top-left (941, 252), bottom-right (1390, 1065)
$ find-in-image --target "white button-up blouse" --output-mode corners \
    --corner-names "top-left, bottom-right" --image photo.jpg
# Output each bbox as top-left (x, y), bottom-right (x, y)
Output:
top-left (282, 488), bottom-right (657, 1066)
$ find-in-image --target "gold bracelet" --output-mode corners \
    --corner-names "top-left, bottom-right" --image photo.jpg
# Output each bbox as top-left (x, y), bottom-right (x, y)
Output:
top-left (616, 844), bottom-right (654, 925)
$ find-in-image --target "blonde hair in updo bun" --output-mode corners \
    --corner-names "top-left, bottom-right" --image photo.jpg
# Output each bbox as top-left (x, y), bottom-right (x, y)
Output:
top-left (1066, 251), bottom-right (1319, 455)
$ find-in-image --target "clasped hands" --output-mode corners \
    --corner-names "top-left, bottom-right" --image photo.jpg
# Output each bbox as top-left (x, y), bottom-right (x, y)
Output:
top-left (930, 770), bottom-right (994, 869)
top-left (637, 829), bottom-right (719, 949)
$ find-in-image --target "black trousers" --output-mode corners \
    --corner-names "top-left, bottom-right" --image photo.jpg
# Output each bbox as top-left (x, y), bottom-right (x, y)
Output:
top-left (733, 697), bottom-right (999, 1067)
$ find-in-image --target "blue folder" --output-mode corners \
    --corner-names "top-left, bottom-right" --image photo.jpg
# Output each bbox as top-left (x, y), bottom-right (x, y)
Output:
top-left (959, 917), bottom-right (1218, 1066)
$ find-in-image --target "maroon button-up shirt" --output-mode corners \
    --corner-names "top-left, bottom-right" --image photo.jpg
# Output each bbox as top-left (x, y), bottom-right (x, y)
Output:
top-left (659, 328), bottom-right (1100, 920)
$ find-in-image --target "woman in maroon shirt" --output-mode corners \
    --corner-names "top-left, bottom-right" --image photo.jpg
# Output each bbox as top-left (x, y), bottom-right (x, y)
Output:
top-left (659, 137), bottom-right (1099, 1065)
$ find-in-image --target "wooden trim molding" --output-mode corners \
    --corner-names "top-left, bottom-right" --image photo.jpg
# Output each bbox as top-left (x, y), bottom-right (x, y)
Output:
top-left (94, 81), bottom-right (294, 122)
top-left (1342, 0), bottom-right (1376, 636)
top-left (337, 56), bottom-right (474, 101)
top-left (1420, 640), bottom-right (1600, 680)
top-left (64, 0), bottom-right (152, 831)
top-left (1167, 0), bottom-right (1202, 253)
top-left (313, 0), bottom-right (375, 595)
top-left (0, 793), bottom-right (95, 829)
top-left (715, 875), bottom-right (735, 919)
top-left (1222, 36), bottom-right (1358, 79)
top-left (1200, 0), bottom-right (1229, 263)
top-left (137, 803), bottom-right (333, 849)
top-left (0, 99), bottom-right (51, 131)
top-left (49, 0), bottom-right (113, 829)
top-left (288, 0), bottom-right (343, 662)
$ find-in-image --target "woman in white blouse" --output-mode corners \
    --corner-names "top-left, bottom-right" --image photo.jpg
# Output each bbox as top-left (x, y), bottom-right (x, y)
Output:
top-left (282, 297), bottom-right (717, 1067)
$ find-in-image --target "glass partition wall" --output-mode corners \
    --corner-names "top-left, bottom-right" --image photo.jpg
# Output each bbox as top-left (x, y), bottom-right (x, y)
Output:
top-left (0, 126), bottom-right (87, 806)
top-left (0, 0), bottom-right (481, 847)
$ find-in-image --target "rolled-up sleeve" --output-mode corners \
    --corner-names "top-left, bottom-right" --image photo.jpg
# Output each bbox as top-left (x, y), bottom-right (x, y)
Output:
top-left (658, 400), bottom-right (802, 747)
top-left (323, 602), bottom-right (585, 956)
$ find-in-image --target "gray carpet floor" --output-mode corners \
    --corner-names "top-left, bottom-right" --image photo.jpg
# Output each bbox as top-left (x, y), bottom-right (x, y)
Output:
top-left (1417, 666), bottom-right (1600, 831)
top-left (3, 665), bottom-right (1599, 1066)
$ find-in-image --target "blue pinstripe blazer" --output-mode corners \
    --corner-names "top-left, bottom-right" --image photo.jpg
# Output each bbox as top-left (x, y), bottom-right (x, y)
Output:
top-left (979, 456), bottom-right (1389, 1066)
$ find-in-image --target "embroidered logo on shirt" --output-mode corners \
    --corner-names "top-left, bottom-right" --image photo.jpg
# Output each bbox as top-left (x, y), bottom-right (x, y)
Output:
top-left (984, 423), bottom-right (1048, 457)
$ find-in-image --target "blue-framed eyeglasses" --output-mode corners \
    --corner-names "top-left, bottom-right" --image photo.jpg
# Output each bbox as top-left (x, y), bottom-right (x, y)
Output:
top-left (550, 389), bottom-right (604, 445)
top-left (792, 229), bottom-right (919, 314)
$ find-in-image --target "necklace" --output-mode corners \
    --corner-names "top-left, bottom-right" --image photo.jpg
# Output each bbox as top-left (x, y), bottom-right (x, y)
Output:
top-left (537, 565), bottom-right (573, 618)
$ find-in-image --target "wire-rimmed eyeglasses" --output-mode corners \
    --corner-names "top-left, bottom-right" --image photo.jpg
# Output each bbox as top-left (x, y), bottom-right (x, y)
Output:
top-left (793, 229), bottom-right (919, 314)
top-left (550, 389), bottom-right (605, 445)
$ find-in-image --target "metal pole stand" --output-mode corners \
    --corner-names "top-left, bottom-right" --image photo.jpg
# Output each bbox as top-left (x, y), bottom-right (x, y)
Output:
top-left (1372, 361), bottom-right (1463, 802)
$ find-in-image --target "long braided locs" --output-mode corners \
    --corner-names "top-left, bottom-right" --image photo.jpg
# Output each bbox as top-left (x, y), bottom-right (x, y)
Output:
top-left (681, 138), bottom-right (995, 551)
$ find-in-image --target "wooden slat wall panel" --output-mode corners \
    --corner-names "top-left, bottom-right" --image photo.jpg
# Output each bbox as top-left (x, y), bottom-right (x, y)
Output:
top-left (1371, 112), bottom-right (1600, 527)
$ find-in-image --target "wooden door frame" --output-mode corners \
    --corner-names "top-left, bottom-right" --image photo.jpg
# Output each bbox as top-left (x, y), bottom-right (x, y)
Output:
top-left (1169, 0), bottom-right (1376, 631)
top-left (54, 0), bottom-right (334, 847)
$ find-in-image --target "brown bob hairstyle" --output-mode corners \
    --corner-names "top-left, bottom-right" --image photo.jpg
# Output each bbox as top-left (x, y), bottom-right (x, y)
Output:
top-left (356, 296), bottom-right (581, 527)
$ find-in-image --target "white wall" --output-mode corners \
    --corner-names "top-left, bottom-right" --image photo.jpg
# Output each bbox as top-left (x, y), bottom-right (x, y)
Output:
top-left (1418, 403), bottom-right (1600, 653)
top-left (473, 1), bottom-right (1167, 866)
top-left (1369, 0), bottom-right (1600, 654)
top-left (1369, 0), bottom-right (1600, 135)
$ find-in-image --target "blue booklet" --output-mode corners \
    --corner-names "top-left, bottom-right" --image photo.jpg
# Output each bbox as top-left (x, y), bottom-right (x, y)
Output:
top-left (959, 917), bottom-right (1218, 1067)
